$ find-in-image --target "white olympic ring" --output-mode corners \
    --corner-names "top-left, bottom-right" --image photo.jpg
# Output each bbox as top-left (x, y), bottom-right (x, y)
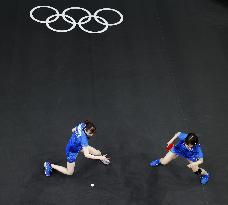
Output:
top-left (79, 15), bottom-right (109, 34)
top-left (46, 14), bottom-right (77, 33)
top-left (30, 6), bottom-right (124, 33)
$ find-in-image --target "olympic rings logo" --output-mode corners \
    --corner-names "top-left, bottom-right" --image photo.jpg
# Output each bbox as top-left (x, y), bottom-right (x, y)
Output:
top-left (30, 6), bottom-right (124, 33)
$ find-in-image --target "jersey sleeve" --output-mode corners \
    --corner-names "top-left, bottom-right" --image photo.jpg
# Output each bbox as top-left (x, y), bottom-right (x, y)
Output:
top-left (195, 145), bottom-right (204, 159)
top-left (178, 132), bottom-right (188, 141)
top-left (77, 123), bottom-right (89, 147)
top-left (77, 123), bottom-right (86, 136)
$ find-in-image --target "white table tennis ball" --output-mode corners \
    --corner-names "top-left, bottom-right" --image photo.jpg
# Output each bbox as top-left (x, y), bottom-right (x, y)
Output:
top-left (91, 184), bottom-right (94, 187)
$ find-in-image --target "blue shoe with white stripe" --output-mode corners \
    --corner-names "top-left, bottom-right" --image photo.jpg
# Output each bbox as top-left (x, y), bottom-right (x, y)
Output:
top-left (200, 173), bottom-right (210, 185)
top-left (150, 159), bottom-right (161, 167)
top-left (44, 161), bottom-right (52, 177)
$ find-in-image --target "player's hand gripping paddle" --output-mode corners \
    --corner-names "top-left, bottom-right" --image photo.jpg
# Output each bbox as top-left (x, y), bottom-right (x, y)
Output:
top-left (101, 158), bottom-right (110, 165)
top-left (100, 155), bottom-right (111, 165)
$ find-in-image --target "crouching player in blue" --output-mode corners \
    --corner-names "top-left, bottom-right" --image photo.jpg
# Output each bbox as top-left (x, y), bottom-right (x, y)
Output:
top-left (44, 120), bottom-right (110, 176)
top-left (150, 132), bottom-right (210, 185)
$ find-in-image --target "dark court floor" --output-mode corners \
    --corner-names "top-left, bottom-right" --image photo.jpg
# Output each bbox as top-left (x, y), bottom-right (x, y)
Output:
top-left (0, 0), bottom-right (228, 204)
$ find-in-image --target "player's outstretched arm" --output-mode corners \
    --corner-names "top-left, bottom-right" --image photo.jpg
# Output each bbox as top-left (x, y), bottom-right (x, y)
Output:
top-left (167, 132), bottom-right (181, 145)
top-left (82, 146), bottom-right (108, 160)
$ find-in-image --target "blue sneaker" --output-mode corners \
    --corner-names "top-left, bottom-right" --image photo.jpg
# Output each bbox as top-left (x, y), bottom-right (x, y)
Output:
top-left (150, 159), bottom-right (161, 167)
top-left (200, 173), bottom-right (210, 185)
top-left (44, 161), bottom-right (52, 177)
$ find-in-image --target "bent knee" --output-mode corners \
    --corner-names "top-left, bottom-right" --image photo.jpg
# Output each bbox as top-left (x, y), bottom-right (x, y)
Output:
top-left (160, 159), bottom-right (169, 165)
top-left (67, 170), bottom-right (74, 175)
top-left (191, 167), bottom-right (199, 172)
top-left (161, 161), bottom-right (169, 165)
top-left (67, 172), bottom-right (74, 176)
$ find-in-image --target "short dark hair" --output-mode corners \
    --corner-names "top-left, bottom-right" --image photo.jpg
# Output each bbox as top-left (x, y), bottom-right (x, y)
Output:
top-left (185, 133), bottom-right (198, 146)
top-left (84, 120), bottom-right (96, 134)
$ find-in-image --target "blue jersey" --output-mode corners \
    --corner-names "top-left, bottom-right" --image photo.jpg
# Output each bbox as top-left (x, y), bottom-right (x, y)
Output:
top-left (65, 123), bottom-right (89, 154)
top-left (171, 132), bottom-right (203, 162)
